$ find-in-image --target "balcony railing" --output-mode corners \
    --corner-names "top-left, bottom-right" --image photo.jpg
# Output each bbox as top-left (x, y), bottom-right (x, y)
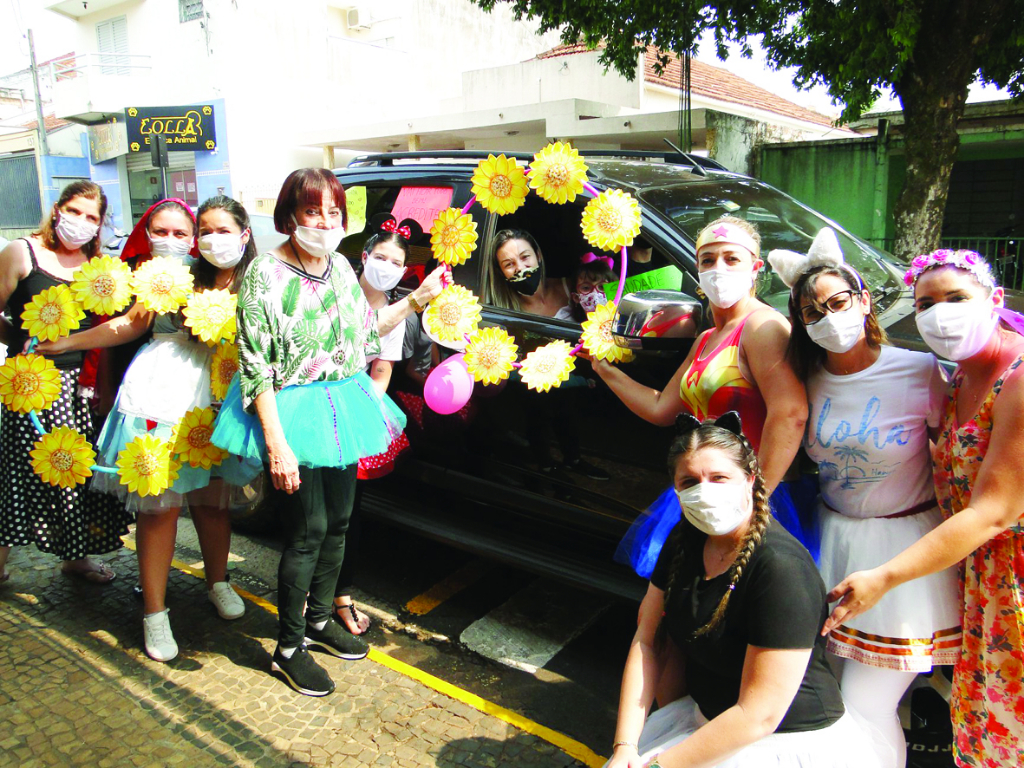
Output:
top-left (869, 236), bottom-right (1024, 291)
top-left (49, 52), bottom-right (152, 81)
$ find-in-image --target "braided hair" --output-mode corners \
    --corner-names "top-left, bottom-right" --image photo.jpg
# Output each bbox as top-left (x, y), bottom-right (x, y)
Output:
top-left (661, 418), bottom-right (773, 638)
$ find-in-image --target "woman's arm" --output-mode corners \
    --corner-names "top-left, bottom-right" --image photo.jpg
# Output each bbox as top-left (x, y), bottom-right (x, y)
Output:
top-left (823, 364), bottom-right (1024, 634)
top-left (35, 299), bottom-right (155, 356)
top-left (608, 584), bottom-right (668, 768)
top-left (742, 312), bottom-right (807, 492)
top-left (0, 240), bottom-right (31, 345)
top-left (591, 340), bottom-right (698, 427)
top-left (253, 389), bottom-right (300, 494)
top-left (652, 646), bottom-right (813, 768)
top-left (377, 266), bottom-right (446, 337)
top-left (368, 359), bottom-right (394, 394)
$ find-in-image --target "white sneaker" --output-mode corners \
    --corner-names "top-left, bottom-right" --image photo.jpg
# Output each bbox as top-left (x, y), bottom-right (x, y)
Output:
top-left (143, 609), bottom-right (178, 662)
top-left (208, 581), bottom-right (245, 620)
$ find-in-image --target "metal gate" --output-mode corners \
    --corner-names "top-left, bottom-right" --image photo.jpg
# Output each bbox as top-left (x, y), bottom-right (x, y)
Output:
top-left (0, 153), bottom-right (42, 228)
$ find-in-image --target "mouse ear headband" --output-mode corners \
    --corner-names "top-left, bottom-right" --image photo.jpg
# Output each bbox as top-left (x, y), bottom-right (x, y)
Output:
top-left (767, 227), bottom-right (862, 290)
top-left (675, 411), bottom-right (743, 438)
top-left (368, 213), bottom-right (424, 243)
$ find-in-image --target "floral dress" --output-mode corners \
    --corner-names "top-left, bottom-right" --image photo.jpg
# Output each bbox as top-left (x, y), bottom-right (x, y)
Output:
top-left (934, 354), bottom-right (1024, 767)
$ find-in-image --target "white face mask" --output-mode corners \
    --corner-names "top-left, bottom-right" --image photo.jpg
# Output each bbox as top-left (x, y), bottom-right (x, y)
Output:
top-left (55, 213), bottom-right (99, 250)
top-left (577, 288), bottom-right (608, 313)
top-left (149, 233), bottom-right (194, 260)
top-left (805, 305), bottom-right (865, 354)
top-left (291, 216), bottom-right (344, 258)
top-left (676, 481), bottom-right (751, 536)
top-left (198, 232), bottom-right (246, 269)
top-left (916, 300), bottom-right (999, 361)
top-left (699, 267), bottom-right (755, 309)
top-left (363, 256), bottom-right (405, 292)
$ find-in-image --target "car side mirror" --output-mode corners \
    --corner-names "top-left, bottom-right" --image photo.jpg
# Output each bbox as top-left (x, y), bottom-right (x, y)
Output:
top-left (612, 290), bottom-right (704, 350)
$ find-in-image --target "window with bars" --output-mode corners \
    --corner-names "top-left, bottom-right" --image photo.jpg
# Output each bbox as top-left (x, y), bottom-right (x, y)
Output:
top-left (179, 0), bottom-right (203, 22)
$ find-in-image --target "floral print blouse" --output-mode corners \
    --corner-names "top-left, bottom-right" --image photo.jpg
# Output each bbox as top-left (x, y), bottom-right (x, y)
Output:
top-left (235, 252), bottom-right (381, 411)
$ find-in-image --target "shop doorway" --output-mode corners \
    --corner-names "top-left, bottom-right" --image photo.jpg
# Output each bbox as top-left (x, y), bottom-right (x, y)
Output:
top-left (127, 150), bottom-right (197, 223)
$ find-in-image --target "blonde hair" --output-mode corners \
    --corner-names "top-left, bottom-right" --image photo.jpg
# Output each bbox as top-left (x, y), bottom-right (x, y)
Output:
top-left (696, 216), bottom-right (761, 258)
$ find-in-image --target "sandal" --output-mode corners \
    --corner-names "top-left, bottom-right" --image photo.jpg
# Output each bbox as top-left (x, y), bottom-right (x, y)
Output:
top-left (61, 559), bottom-right (116, 584)
top-left (333, 602), bottom-right (370, 635)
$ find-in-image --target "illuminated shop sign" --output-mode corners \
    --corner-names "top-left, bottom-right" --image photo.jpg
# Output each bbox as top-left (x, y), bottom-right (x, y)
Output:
top-left (124, 104), bottom-right (217, 152)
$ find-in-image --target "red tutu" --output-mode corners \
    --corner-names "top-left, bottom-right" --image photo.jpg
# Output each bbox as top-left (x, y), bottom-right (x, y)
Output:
top-left (357, 432), bottom-right (410, 480)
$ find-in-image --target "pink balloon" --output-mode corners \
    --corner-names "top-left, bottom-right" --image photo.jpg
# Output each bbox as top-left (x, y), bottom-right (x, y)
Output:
top-left (424, 353), bottom-right (474, 415)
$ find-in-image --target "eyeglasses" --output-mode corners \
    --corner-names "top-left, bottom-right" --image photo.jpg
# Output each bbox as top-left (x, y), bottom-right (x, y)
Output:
top-left (800, 290), bottom-right (858, 325)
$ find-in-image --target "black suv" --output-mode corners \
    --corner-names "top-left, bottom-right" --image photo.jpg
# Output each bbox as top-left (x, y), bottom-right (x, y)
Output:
top-left (331, 150), bottom-right (917, 600)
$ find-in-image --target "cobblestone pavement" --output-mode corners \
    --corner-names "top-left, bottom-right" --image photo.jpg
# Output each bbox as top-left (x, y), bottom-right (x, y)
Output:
top-left (0, 544), bottom-right (589, 768)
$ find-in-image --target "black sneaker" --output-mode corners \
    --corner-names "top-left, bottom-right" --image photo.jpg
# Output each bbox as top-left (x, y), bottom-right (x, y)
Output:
top-left (271, 645), bottom-right (335, 696)
top-left (564, 458), bottom-right (610, 481)
top-left (304, 617), bottom-right (369, 660)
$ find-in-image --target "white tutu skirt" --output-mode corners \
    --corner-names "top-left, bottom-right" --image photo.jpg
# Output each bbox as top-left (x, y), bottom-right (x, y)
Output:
top-left (818, 502), bottom-right (962, 671)
top-left (613, 697), bottom-right (884, 768)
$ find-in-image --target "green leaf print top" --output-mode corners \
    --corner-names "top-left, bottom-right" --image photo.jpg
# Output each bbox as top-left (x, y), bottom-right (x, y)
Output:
top-left (236, 252), bottom-right (381, 411)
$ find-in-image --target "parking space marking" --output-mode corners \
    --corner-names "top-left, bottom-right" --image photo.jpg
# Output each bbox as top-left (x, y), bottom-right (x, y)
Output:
top-left (405, 558), bottom-right (492, 616)
top-left (460, 578), bottom-right (610, 674)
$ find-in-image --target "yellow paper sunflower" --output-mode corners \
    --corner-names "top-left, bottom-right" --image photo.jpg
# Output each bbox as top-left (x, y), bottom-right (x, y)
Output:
top-left (429, 208), bottom-right (479, 267)
top-left (131, 256), bottom-right (194, 314)
top-left (464, 327), bottom-right (519, 385)
top-left (471, 154), bottom-right (529, 215)
top-left (210, 342), bottom-right (239, 401)
top-left (519, 340), bottom-right (576, 393)
top-left (424, 285), bottom-right (482, 343)
top-left (581, 188), bottom-right (643, 251)
top-left (171, 406), bottom-right (228, 469)
top-left (116, 434), bottom-right (181, 498)
top-left (21, 284), bottom-right (85, 342)
top-left (529, 142), bottom-right (589, 204)
top-left (30, 426), bottom-right (96, 488)
top-left (581, 302), bottom-right (635, 364)
top-left (70, 255), bottom-right (133, 316)
top-left (183, 289), bottom-right (237, 346)
top-left (0, 354), bottom-right (62, 414)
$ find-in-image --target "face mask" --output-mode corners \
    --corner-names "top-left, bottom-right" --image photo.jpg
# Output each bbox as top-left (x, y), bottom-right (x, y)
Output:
top-left (291, 216), bottom-right (344, 258)
top-left (805, 304), bottom-right (865, 354)
top-left (676, 481), bottom-right (751, 536)
top-left (55, 213), bottom-right (99, 250)
top-left (363, 256), bottom-right (405, 292)
top-left (698, 267), bottom-right (755, 309)
top-left (507, 266), bottom-right (543, 296)
top-left (198, 232), bottom-right (245, 269)
top-left (576, 288), bottom-right (608, 314)
top-left (149, 233), bottom-right (194, 261)
top-left (916, 300), bottom-right (999, 361)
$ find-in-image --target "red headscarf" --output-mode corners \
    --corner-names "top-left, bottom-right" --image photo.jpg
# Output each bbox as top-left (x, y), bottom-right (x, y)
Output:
top-left (118, 198), bottom-right (201, 264)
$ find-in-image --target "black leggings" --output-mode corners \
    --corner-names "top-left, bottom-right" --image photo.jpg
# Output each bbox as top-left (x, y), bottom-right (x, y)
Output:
top-left (334, 483), bottom-right (363, 598)
top-left (276, 464), bottom-right (357, 647)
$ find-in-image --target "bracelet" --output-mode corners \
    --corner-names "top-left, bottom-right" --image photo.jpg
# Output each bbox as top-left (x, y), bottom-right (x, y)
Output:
top-left (612, 740), bottom-right (638, 751)
top-left (407, 293), bottom-right (425, 313)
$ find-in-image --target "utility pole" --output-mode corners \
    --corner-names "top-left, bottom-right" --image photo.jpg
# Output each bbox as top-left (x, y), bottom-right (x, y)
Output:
top-left (28, 29), bottom-right (49, 157)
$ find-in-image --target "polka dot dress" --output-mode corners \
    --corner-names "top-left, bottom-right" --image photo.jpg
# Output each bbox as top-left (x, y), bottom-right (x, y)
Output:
top-left (0, 368), bottom-right (132, 559)
top-left (357, 432), bottom-right (410, 480)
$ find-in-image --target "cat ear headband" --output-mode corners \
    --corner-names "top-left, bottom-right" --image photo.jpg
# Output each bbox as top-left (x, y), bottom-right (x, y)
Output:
top-left (675, 411), bottom-right (743, 438)
top-left (766, 227), bottom-right (863, 290)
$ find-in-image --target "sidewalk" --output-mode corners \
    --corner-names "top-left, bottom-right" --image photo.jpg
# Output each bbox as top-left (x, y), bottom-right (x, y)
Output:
top-left (0, 544), bottom-right (589, 768)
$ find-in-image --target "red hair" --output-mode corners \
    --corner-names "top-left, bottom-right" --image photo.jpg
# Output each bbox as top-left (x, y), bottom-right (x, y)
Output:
top-left (273, 168), bottom-right (347, 234)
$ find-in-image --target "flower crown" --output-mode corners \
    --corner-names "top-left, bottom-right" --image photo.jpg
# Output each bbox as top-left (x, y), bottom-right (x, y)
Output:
top-left (903, 249), bottom-right (995, 289)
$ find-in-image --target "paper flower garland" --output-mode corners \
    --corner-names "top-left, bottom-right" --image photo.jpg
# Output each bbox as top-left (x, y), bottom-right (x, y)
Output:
top-left (429, 208), bottom-right (479, 266)
top-left (71, 255), bottom-right (133, 316)
top-left (30, 426), bottom-right (96, 488)
top-left (0, 354), bottom-right (62, 414)
top-left (21, 284), bottom-right (85, 342)
top-left (464, 327), bottom-right (518, 385)
top-left (471, 154), bottom-right (529, 215)
top-left (581, 303), bottom-right (634, 364)
top-left (529, 142), bottom-right (589, 204)
top-left (131, 256), bottom-right (194, 314)
top-left (171, 406), bottom-right (227, 469)
top-left (183, 289), bottom-right (237, 346)
top-left (210, 342), bottom-right (239, 401)
top-left (116, 434), bottom-right (181, 498)
top-left (581, 188), bottom-right (642, 251)
top-left (424, 285), bottom-right (482, 343)
top-left (519, 341), bottom-right (576, 393)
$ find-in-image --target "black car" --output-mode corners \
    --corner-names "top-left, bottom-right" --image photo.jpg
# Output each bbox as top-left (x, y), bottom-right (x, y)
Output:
top-left (321, 150), bottom-right (919, 600)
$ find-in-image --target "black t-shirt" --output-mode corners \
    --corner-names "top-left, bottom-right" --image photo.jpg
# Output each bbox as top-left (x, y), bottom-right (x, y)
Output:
top-left (650, 521), bottom-right (845, 732)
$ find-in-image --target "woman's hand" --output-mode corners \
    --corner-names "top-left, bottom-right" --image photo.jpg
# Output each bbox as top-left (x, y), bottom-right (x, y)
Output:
top-left (822, 567), bottom-right (891, 635)
top-left (32, 337), bottom-right (70, 356)
top-left (606, 745), bottom-right (645, 768)
top-left (267, 438), bottom-right (301, 495)
top-left (414, 265), bottom-right (447, 305)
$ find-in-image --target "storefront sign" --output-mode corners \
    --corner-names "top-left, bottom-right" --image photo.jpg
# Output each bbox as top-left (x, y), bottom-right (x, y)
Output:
top-left (88, 117), bottom-right (129, 164)
top-left (604, 265), bottom-right (684, 300)
top-left (124, 104), bottom-right (217, 153)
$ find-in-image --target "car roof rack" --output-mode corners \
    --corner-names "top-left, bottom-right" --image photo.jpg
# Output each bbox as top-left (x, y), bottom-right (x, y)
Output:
top-left (346, 149), bottom-right (727, 174)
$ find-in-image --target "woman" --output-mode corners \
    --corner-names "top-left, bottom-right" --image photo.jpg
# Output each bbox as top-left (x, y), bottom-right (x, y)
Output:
top-left (0, 181), bottom-right (131, 584)
top-left (601, 217), bottom-right (809, 577)
top-left (769, 230), bottom-right (960, 768)
top-left (40, 196), bottom-right (261, 662)
top-left (488, 229), bottom-right (571, 317)
top-left (212, 168), bottom-right (444, 696)
top-left (826, 250), bottom-right (1024, 768)
top-left (607, 413), bottom-right (881, 768)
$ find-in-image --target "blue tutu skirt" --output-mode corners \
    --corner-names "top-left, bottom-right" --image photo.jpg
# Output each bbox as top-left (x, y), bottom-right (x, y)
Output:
top-left (211, 372), bottom-right (407, 470)
top-left (615, 474), bottom-right (821, 578)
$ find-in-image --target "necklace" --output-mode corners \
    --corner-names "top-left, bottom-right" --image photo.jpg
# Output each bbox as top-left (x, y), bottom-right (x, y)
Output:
top-left (290, 241), bottom-right (341, 348)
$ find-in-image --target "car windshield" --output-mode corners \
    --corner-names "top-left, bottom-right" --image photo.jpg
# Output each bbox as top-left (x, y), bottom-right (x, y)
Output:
top-left (640, 179), bottom-right (905, 311)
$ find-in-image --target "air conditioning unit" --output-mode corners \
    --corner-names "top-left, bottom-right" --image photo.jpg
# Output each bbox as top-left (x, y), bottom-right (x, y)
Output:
top-left (347, 7), bottom-right (371, 30)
